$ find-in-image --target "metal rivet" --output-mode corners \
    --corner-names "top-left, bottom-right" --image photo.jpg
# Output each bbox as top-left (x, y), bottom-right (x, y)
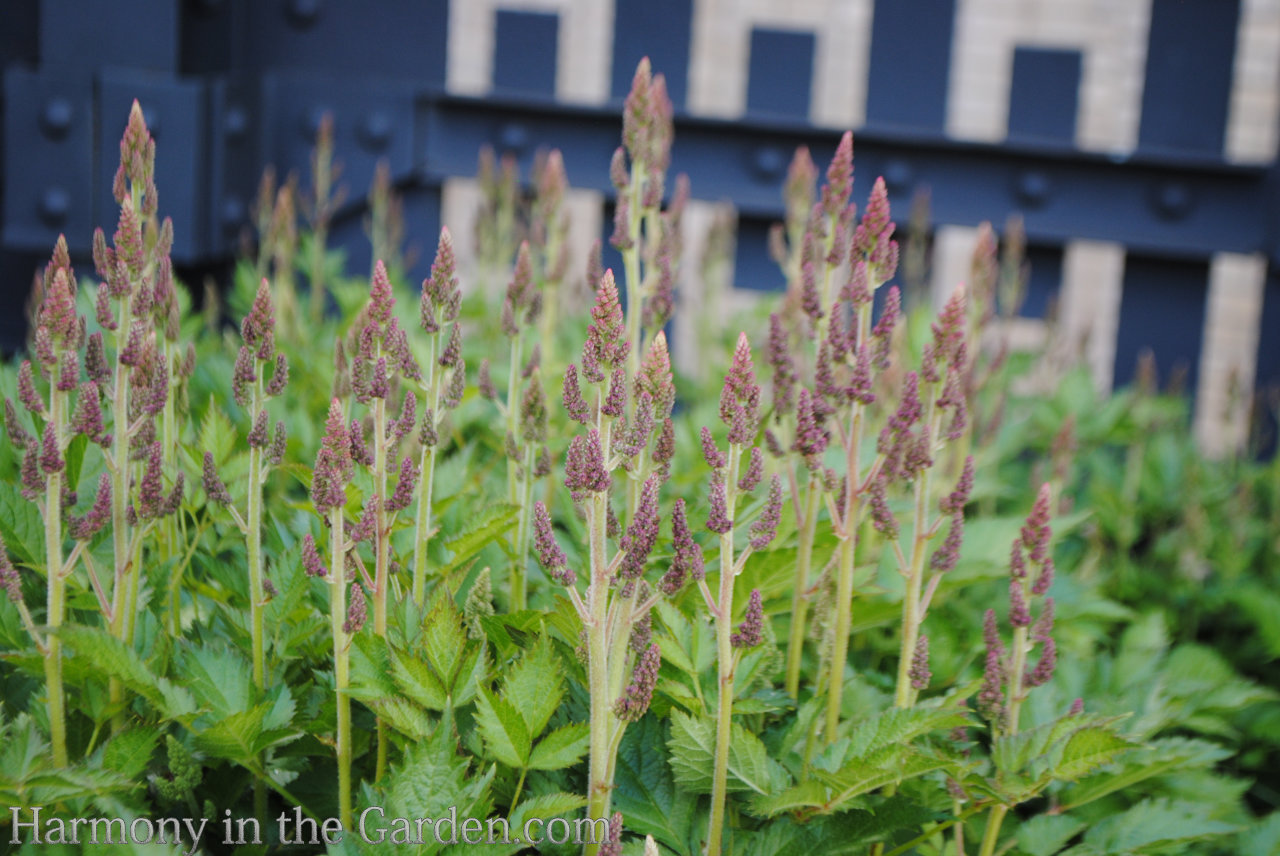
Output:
top-left (224, 106), bottom-right (248, 140)
top-left (286, 0), bottom-right (322, 28)
top-left (1155, 182), bottom-right (1192, 220)
top-left (40, 98), bottom-right (73, 140)
top-left (360, 111), bottom-right (392, 151)
top-left (39, 187), bottom-right (70, 226)
top-left (884, 159), bottom-right (913, 192)
top-left (750, 146), bottom-right (785, 180)
top-left (221, 196), bottom-right (246, 229)
top-left (498, 122), bottom-right (528, 153)
top-left (1016, 171), bottom-right (1050, 208)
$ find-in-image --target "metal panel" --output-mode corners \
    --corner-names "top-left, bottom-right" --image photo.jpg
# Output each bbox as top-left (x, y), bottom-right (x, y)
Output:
top-left (866, 0), bottom-right (955, 131)
top-left (2, 68), bottom-right (95, 253)
top-left (612, 0), bottom-right (693, 108)
top-left (1139, 0), bottom-right (1240, 156)
top-left (1113, 255), bottom-right (1209, 394)
top-left (493, 10), bottom-right (559, 99)
top-left (39, 0), bottom-right (179, 77)
top-left (1007, 47), bottom-right (1081, 146)
top-left (241, 0), bottom-right (449, 84)
top-left (746, 28), bottom-right (815, 122)
top-left (260, 72), bottom-right (418, 213)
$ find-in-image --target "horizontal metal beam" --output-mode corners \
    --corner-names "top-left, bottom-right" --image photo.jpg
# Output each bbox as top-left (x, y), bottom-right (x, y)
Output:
top-left (420, 94), bottom-right (1273, 262)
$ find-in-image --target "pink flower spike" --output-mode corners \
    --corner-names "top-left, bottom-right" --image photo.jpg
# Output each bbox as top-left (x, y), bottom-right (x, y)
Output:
top-left (731, 589), bottom-right (764, 648)
top-left (909, 634), bottom-right (931, 690)
top-left (748, 475), bottom-right (783, 550)
top-left (301, 533), bottom-right (327, 578)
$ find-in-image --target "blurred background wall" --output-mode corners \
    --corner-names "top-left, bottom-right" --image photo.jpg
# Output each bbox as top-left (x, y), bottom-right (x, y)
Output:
top-left (2, 0), bottom-right (1278, 454)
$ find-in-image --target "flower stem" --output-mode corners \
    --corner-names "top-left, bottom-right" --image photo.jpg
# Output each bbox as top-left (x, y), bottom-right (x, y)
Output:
top-left (707, 442), bottom-right (741, 856)
top-left (785, 476), bottom-right (820, 697)
top-left (329, 506), bottom-right (352, 830)
top-left (43, 388), bottom-right (67, 767)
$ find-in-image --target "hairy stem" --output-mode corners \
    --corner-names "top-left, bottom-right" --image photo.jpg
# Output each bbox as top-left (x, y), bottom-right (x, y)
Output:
top-left (43, 388), bottom-right (67, 767)
top-left (707, 442), bottom-right (742, 856)
top-left (785, 476), bottom-right (820, 697)
top-left (329, 506), bottom-right (352, 830)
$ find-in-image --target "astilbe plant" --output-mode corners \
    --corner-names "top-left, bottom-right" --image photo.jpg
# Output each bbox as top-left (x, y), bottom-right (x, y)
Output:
top-left (302, 111), bottom-right (346, 326)
top-left (699, 333), bottom-right (783, 856)
top-left (610, 57), bottom-right (687, 380)
top-left (4, 240), bottom-right (104, 767)
top-left (90, 101), bottom-right (185, 715)
top-left (412, 230), bottom-right (466, 605)
top-left (308, 399), bottom-right (358, 828)
top-left (533, 270), bottom-right (686, 855)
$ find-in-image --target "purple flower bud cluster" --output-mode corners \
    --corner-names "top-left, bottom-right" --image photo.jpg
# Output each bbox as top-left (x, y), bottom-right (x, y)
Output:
top-left (533, 501), bottom-right (574, 585)
top-left (909, 635), bottom-right (931, 690)
top-left (344, 582), bottom-right (367, 634)
top-left (720, 333), bottom-right (761, 445)
top-left (565, 431), bottom-right (610, 499)
top-left (312, 400), bottom-right (352, 512)
top-left (68, 475), bottom-right (112, 540)
top-left (614, 642), bottom-right (660, 722)
top-left (580, 271), bottom-right (627, 383)
top-left (731, 589), bottom-right (764, 648)
top-left (618, 477), bottom-right (661, 581)
top-left (660, 499), bottom-right (704, 593)
top-left (302, 534), bottom-right (327, 578)
top-left (747, 476), bottom-right (783, 551)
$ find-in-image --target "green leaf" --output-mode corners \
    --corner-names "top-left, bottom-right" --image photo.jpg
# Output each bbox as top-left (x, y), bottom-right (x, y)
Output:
top-left (178, 644), bottom-right (253, 716)
top-left (63, 433), bottom-right (88, 495)
top-left (391, 645), bottom-right (450, 711)
top-left (442, 503), bottom-right (520, 575)
top-left (1016, 814), bottom-right (1085, 856)
top-left (199, 402), bottom-right (237, 464)
top-left (193, 704), bottom-right (268, 763)
top-left (1051, 727), bottom-right (1132, 782)
top-left (474, 686), bottom-right (531, 768)
top-left (528, 723), bottom-right (589, 771)
top-left (1061, 737), bottom-right (1229, 811)
top-left (61, 625), bottom-right (196, 719)
top-left (101, 727), bottom-right (160, 780)
top-left (1083, 799), bottom-right (1236, 852)
top-left (1239, 812), bottom-right (1280, 856)
top-left (613, 717), bottom-right (698, 854)
top-left (423, 589), bottom-right (470, 689)
top-left (668, 710), bottom-right (789, 795)
top-left (0, 480), bottom-right (44, 568)
top-left (503, 635), bottom-right (563, 737)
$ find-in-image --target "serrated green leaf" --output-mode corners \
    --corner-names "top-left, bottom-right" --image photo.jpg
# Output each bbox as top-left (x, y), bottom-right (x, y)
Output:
top-left (193, 704), bottom-right (267, 762)
top-left (1061, 737), bottom-right (1230, 811)
top-left (474, 686), bottom-right (531, 768)
top-left (178, 644), bottom-right (253, 717)
top-left (423, 590), bottom-right (469, 690)
top-left (1083, 799), bottom-right (1236, 852)
top-left (442, 503), bottom-right (520, 574)
top-left (0, 480), bottom-right (44, 568)
top-left (391, 646), bottom-right (450, 711)
top-left (613, 717), bottom-right (698, 854)
top-left (528, 723), bottom-right (589, 770)
top-left (1052, 728), bottom-right (1132, 782)
top-left (199, 403), bottom-right (237, 464)
top-left (1016, 814), bottom-right (1086, 856)
top-left (101, 727), bottom-right (159, 780)
top-left (61, 625), bottom-right (196, 719)
top-left (504, 635), bottom-right (562, 737)
top-left (668, 710), bottom-right (789, 795)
